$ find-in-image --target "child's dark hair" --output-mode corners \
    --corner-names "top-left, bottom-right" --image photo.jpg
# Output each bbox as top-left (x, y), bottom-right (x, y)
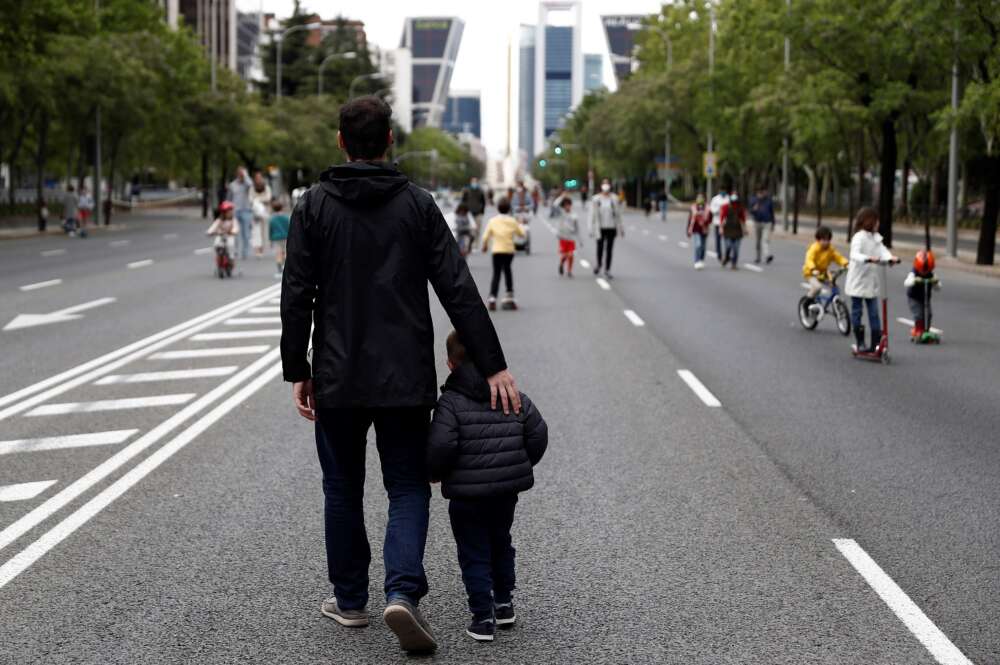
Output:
top-left (560, 196), bottom-right (572, 208)
top-left (446, 330), bottom-right (466, 366)
top-left (815, 226), bottom-right (832, 241)
top-left (497, 197), bottom-right (511, 214)
top-left (271, 199), bottom-right (283, 212)
top-left (455, 203), bottom-right (468, 215)
top-left (854, 207), bottom-right (879, 234)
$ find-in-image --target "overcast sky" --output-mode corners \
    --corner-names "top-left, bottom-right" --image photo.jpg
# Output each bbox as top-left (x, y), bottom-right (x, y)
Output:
top-left (236, 0), bottom-right (661, 158)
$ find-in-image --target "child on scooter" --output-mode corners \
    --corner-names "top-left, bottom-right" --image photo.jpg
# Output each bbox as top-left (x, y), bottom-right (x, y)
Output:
top-left (802, 226), bottom-right (848, 299)
top-left (845, 207), bottom-right (899, 352)
top-left (904, 250), bottom-right (941, 339)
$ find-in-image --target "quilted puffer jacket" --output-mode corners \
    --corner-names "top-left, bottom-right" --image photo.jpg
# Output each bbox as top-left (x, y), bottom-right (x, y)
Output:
top-left (427, 363), bottom-right (548, 499)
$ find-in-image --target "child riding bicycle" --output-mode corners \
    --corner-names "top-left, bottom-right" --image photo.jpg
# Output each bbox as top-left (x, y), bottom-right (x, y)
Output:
top-left (802, 226), bottom-right (848, 299)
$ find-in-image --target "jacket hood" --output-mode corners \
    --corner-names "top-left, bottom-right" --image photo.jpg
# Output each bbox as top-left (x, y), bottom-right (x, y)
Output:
top-left (318, 161), bottom-right (410, 207)
top-left (442, 363), bottom-right (491, 402)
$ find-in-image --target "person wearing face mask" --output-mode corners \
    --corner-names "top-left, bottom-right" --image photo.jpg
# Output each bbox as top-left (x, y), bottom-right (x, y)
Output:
top-left (589, 179), bottom-right (624, 279)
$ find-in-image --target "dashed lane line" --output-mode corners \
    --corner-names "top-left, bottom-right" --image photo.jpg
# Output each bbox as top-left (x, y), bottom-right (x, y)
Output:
top-left (0, 481), bottom-right (58, 503)
top-left (678, 241), bottom-right (690, 249)
top-left (109, 240), bottom-right (130, 247)
top-left (150, 345), bottom-right (270, 360)
top-left (19, 279), bottom-right (62, 292)
top-left (95, 367), bottom-right (238, 385)
top-left (897, 317), bottom-right (943, 335)
top-left (163, 233), bottom-right (178, 240)
top-left (658, 235), bottom-right (668, 241)
top-left (833, 539), bottom-right (973, 665)
top-left (41, 249), bottom-right (66, 257)
top-left (623, 310), bottom-right (645, 327)
top-left (225, 317), bottom-right (280, 325)
top-left (127, 259), bottom-right (154, 269)
top-left (677, 370), bottom-right (722, 407)
top-left (194, 247), bottom-right (214, 255)
top-left (248, 306), bottom-right (279, 314)
top-left (596, 277), bottom-right (611, 291)
top-left (580, 259), bottom-right (592, 270)
top-left (707, 250), bottom-right (718, 258)
top-left (189, 330), bottom-right (280, 341)
top-left (25, 394), bottom-right (197, 417)
top-left (0, 430), bottom-right (139, 456)
top-left (743, 263), bottom-right (764, 273)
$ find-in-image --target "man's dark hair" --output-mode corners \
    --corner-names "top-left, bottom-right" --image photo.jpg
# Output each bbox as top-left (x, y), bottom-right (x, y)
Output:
top-left (446, 330), bottom-right (466, 366)
top-left (455, 203), bottom-right (468, 215)
top-left (338, 96), bottom-right (392, 160)
top-left (815, 226), bottom-right (832, 241)
top-left (497, 197), bottom-right (511, 214)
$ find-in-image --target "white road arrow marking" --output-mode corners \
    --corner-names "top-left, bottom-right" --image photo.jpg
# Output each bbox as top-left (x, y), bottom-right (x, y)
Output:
top-left (0, 481), bottom-right (58, 502)
top-left (3, 297), bottom-right (116, 332)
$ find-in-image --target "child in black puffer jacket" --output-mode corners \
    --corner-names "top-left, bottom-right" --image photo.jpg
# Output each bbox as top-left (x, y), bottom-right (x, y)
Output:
top-left (427, 330), bottom-right (548, 643)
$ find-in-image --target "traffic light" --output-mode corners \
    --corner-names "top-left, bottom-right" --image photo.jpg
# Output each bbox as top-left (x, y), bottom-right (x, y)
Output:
top-left (554, 145), bottom-right (563, 156)
top-left (538, 159), bottom-right (547, 168)
top-left (564, 178), bottom-right (578, 189)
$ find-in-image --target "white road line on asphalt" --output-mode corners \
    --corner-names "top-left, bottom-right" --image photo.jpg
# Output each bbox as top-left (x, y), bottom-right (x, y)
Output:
top-left (677, 370), bottom-right (722, 407)
top-left (41, 249), bottom-right (66, 257)
top-left (194, 247), bottom-right (214, 255)
top-left (95, 367), bottom-right (238, 385)
top-left (0, 430), bottom-right (139, 456)
top-left (743, 263), bottom-right (764, 273)
top-left (580, 259), bottom-right (592, 269)
top-left (0, 361), bottom-right (283, 590)
top-left (642, 229), bottom-right (650, 236)
top-left (658, 234), bottom-right (668, 241)
top-left (150, 345), bottom-right (270, 360)
top-left (267, 298), bottom-right (280, 304)
top-left (162, 233), bottom-right (178, 240)
top-left (127, 259), bottom-right (153, 269)
top-left (595, 277), bottom-right (611, 291)
top-left (0, 350), bottom-right (280, 556)
top-left (248, 306), bottom-right (279, 314)
top-left (4, 297), bottom-right (117, 332)
top-left (707, 250), bottom-right (718, 258)
top-left (0, 284), bottom-right (279, 419)
top-left (189, 330), bottom-right (280, 341)
top-left (0, 481), bottom-right (58, 503)
top-left (109, 240), bottom-right (130, 247)
top-left (896, 317), bottom-right (944, 335)
top-left (833, 539), bottom-right (973, 665)
top-left (26, 394), bottom-right (196, 417)
top-left (224, 317), bottom-right (280, 325)
top-left (623, 310), bottom-right (645, 327)
top-left (678, 241), bottom-right (690, 248)
top-left (19, 279), bottom-right (62, 291)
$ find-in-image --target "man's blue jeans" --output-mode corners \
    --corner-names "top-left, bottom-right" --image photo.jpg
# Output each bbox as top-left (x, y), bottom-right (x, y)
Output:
top-left (315, 408), bottom-right (431, 610)
top-left (692, 232), bottom-right (707, 263)
top-left (236, 208), bottom-right (253, 259)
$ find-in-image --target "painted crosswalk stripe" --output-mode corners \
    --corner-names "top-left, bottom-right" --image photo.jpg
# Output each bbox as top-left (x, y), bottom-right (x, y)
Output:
top-left (151, 345), bottom-right (270, 360)
top-left (678, 241), bottom-right (689, 248)
top-left (19, 279), bottom-right (63, 292)
top-left (658, 235), bottom-right (668, 241)
top-left (95, 367), bottom-right (238, 385)
top-left (580, 259), bottom-right (592, 269)
top-left (248, 306), bottom-right (279, 314)
top-left (267, 298), bottom-right (280, 305)
top-left (896, 317), bottom-right (943, 335)
top-left (110, 240), bottom-right (130, 247)
top-left (833, 539), bottom-right (973, 665)
top-left (26, 394), bottom-right (196, 417)
top-left (677, 370), bottom-right (721, 407)
top-left (163, 233), bottom-right (178, 240)
top-left (743, 263), bottom-right (764, 273)
top-left (0, 481), bottom-right (58, 502)
top-left (127, 259), bottom-right (154, 269)
top-left (225, 317), bottom-right (280, 325)
top-left (0, 430), bottom-right (139, 456)
top-left (189, 330), bottom-right (280, 341)
top-left (623, 310), bottom-right (645, 327)
top-left (642, 229), bottom-right (650, 236)
top-left (194, 247), bottom-right (214, 255)
top-left (41, 249), bottom-right (67, 257)
top-left (595, 277), bottom-right (611, 291)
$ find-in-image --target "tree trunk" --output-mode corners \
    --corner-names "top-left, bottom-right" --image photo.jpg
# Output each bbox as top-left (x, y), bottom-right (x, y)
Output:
top-left (901, 158), bottom-right (911, 219)
top-left (976, 155), bottom-right (1000, 265)
top-left (878, 116), bottom-right (897, 247)
top-left (816, 166), bottom-right (824, 227)
top-left (35, 113), bottom-right (49, 231)
top-left (792, 167), bottom-right (800, 234)
top-left (201, 151), bottom-right (210, 218)
top-left (804, 164), bottom-right (817, 205)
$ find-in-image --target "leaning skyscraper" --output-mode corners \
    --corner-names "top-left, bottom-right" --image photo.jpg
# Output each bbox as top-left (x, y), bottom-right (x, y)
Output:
top-left (400, 17), bottom-right (465, 130)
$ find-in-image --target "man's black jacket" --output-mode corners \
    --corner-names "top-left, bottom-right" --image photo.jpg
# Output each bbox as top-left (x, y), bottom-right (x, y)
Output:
top-left (459, 186), bottom-right (486, 215)
top-left (427, 363), bottom-right (547, 499)
top-left (280, 161), bottom-right (506, 407)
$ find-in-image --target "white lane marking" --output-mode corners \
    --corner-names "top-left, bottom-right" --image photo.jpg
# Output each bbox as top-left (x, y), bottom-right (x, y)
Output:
top-left (162, 233), bottom-right (178, 240)
top-left (0, 481), bottom-right (58, 502)
top-left (3, 297), bottom-right (116, 332)
top-left (189, 330), bottom-right (280, 341)
top-left (267, 298), bottom-right (280, 305)
top-left (642, 229), bottom-right (650, 236)
top-left (658, 235), bottom-right (668, 241)
top-left (897, 317), bottom-right (943, 335)
top-left (623, 310), bottom-right (645, 327)
top-left (677, 370), bottom-right (722, 407)
top-left (0, 362), bottom-right (283, 588)
top-left (707, 250), bottom-right (718, 258)
top-left (248, 306), bottom-right (279, 314)
top-left (95, 367), bottom-right (238, 385)
top-left (0, 285), bottom-right (279, 418)
top-left (194, 247), bottom-right (214, 255)
top-left (109, 240), bottom-right (130, 247)
top-left (0, 350), bottom-right (279, 555)
top-left (41, 249), bottom-right (67, 257)
top-left (833, 539), bottom-right (973, 665)
top-left (678, 241), bottom-right (690, 248)
top-left (743, 263), bottom-right (764, 273)
top-left (580, 259), bottom-right (592, 269)
top-left (0, 430), bottom-right (139, 456)
top-left (225, 317), bottom-right (280, 325)
top-left (595, 277), bottom-right (611, 291)
top-left (150, 345), bottom-right (270, 360)
top-left (19, 279), bottom-right (62, 292)
top-left (26, 394), bottom-right (196, 417)
top-left (127, 259), bottom-right (153, 269)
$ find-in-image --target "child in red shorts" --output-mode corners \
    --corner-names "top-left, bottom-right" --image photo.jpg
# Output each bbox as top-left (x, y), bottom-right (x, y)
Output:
top-left (555, 196), bottom-right (583, 277)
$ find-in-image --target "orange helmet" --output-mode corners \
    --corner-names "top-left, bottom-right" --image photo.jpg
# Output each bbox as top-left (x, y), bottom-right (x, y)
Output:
top-left (913, 250), bottom-right (935, 275)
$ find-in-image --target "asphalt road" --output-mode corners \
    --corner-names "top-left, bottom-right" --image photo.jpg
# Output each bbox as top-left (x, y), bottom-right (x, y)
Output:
top-left (0, 204), bottom-right (995, 664)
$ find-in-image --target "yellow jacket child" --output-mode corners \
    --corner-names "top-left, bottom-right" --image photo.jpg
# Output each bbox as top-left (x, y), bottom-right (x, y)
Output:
top-left (802, 227), bottom-right (848, 297)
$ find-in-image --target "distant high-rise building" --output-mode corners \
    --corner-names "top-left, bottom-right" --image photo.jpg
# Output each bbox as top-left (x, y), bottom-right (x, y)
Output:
top-left (235, 12), bottom-right (263, 84)
top-left (400, 17), bottom-right (464, 129)
top-left (442, 91), bottom-right (481, 139)
top-left (518, 25), bottom-right (536, 159)
top-left (162, 1), bottom-right (237, 71)
top-left (601, 15), bottom-right (645, 85)
top-left (532, 1), bottom-right (583, 156)
top-left (584, 53), bottom-right (603, 92)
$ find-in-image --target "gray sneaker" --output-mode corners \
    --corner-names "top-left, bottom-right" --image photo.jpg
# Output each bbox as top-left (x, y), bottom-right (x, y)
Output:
top-left (383, 599), bottom-right (437, 652)
top-left (321, 598), bottom-right (369, 627)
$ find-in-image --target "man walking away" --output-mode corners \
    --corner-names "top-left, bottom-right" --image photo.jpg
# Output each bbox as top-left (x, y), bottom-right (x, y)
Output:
top-left (460, 176), bottom-right (486, 245)
top-left (749, 186), bottom-right (775, 264)
top-left (281, 95), bottom-right (520, 654)
top-left (227, 166), bottom-right (253, 259)
top-left (590, 178), bottom-right (624, 279)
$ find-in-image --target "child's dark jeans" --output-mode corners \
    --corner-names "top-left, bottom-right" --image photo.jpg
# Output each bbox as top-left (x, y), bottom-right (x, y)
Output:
top-left (448, 495), bottom-right (518, 620)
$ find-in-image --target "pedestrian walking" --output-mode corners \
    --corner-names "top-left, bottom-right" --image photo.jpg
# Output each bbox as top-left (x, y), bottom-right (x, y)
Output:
top-left (63, 185), bottom-right (80, 236)
top-left (720, 193), bottom-right (747, 269)
top-left (268, 199), bottom-right (290, 278)
top-left (227, 166), bottom-right (253, 259)
top-left (249, 171), bottom-right (271, 259)
top-left (749, 186), bottom-right (775, 264)
top-left (709, 187), bottom-right (730, 263)
top-left (453, 203), bottom-right (475, 257)
top-left (481, 197), bottom-right (526, 310)
top-left (845, 207), bottom-right (898, 352)
top-left (555, 196), bottom-right (583, 276)
top-left (590, 178), bottom-right (624, 279)
top-left (281, 96), bottom-right (517, 654)
top-left (78, 187), bottom-right (93, 228)
top-left (459, 176), bottom-right (486, 245)
top-left (530, 185), bottom-right (541, 215)
top-left (427, 330), bottom-right (548, 642)
top-left (686, 193), bottom-right (711, 270)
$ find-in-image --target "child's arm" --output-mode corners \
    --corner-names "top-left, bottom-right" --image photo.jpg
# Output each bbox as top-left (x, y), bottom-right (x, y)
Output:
top-left (426, 397), bottom-right (460, 482)
top-left (519, 395), bottom-right (548, 466)
top-left (833, 247), bottom-right (849, 268)
top-left (803, 243), bottom-right (819, 275)
top-left (206, 219), bottom-right (221, 235)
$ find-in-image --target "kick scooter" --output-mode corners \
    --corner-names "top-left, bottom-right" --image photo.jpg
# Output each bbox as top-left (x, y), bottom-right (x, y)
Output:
top-left (851, 259), bottom-right (899, 365)
top-left (910, 275), bottom-right (942, 345)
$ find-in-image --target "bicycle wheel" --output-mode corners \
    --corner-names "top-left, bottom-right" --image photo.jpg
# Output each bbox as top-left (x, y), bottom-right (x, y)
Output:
top-left (833, 297), bottom-right (851, 336)
top-left (798, 296), bottom-right (818, 330)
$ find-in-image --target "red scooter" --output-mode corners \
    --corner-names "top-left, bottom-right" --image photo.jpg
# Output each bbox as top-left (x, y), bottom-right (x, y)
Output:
top-left (851, 259), bottom-right (900, 364)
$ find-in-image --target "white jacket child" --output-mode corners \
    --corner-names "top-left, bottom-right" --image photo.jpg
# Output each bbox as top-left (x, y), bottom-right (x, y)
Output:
top-left (845, 230), bottom-right (894, 299)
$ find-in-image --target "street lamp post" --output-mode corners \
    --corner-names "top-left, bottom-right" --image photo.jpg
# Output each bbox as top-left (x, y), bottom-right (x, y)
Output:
top-left (275, 22), bottom-right (322, 102)
top-left (782, 0), bottom-right (791, 231)
top-left (945, 0), bottom-right (961, 257)
top-left (706, 3), bottom-right (716, 201)
top-left (318, 51), bottom-right (357, 96)
top-left (348, 73), bottom-right (382, 99)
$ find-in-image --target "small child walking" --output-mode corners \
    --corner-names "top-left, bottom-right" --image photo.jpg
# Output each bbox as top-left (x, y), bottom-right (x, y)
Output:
top-left (555, 196), bottom-right (583, 276)
top-left (427, 331), bottom-right (548, 642)
top-left (481, 197), bottom-right (526, 310)
top-left (268, 199), bottom-right (290, 279)
top-left (845, 207), bottom-right (899, 352)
